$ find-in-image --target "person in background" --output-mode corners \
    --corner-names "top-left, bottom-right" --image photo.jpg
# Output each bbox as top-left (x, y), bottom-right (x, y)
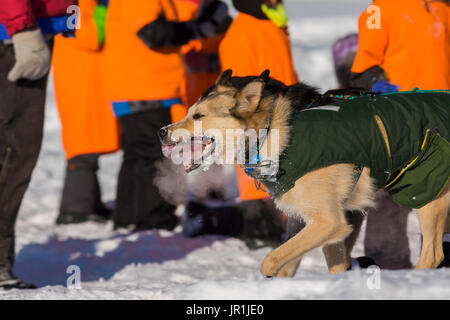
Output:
top-left (53, 0), bottom-right (120, 225)
top-left (350, 0), bottom-right (450, 268)
top-left (0, 0), bottom-right (77, 289)
top-left (163, 0), bottom-right (296, 246)
top-left (104, 0), bottom-right (231, 231)
top-left (332, 33), bottom-right (358, 89)
top-left (205, 0), bottom-right (297, 245)
top-left (130, 0), bottom-right (287, 246)
top-left (351, 0), bottom-right (449, 92)
top-left (171, 0), bottom-right (240, 240)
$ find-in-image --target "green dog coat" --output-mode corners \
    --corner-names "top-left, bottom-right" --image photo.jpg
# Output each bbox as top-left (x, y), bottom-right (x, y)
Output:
top-left (260, 90), bottom-right (450, 209)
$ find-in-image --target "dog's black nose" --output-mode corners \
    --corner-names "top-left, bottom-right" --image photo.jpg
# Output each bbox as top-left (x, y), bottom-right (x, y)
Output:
top-left (158, 127), bottom-right (168, 140)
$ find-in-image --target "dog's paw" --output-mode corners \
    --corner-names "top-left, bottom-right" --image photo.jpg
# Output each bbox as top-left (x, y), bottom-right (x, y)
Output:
top-left (260, 254), bottom-right (281, 278)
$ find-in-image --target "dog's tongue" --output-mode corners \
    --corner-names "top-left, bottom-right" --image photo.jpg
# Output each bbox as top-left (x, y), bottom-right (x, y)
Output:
top-left (161, 140), bottom-right (205, 161)
top-left (191, 140), bottom-right (206, 161)
top-left (161, 144), bottom-right (175, 158)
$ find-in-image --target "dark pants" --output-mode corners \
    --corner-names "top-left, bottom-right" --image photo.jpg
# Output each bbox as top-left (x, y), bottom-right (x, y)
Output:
top-left (0, 43), bottom-right (48, 272)
top-left (364, 190), bottom-right (412, 269)
top-left (113, 108), bottom-right (177, 230)
top-left (59, 154), bottom-right (102, 215)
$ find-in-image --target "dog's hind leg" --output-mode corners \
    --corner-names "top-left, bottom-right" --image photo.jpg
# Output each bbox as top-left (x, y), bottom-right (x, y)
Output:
top-left (445, 197), bottom-right (450, 233)
top-left (416, 183), bottom-right (450, 269)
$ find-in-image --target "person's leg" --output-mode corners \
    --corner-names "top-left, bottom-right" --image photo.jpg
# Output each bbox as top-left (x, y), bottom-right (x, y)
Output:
top-left (113, 108), bottom-right (178, 230)
top-left (239, 198), bottom-right (286, 248)
top-left (0, 43), bottom-right (48, 289)
top-left (364, 190), bottom-right (412, 269)
top-left (57, 153), bottom-right (110, 224)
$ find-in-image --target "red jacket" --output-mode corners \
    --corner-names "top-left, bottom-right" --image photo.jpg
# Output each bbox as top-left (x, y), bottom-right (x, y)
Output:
top-left (0, 0), bottom-right (76, 36)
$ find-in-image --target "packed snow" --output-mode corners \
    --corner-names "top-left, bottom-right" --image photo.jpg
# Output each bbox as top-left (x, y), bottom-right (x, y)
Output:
top-left (1, 0), bottom-right (449, 300)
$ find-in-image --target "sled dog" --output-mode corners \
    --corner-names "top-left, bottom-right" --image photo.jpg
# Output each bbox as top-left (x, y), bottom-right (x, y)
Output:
top-left (159, 69), bottom-right (450, 277)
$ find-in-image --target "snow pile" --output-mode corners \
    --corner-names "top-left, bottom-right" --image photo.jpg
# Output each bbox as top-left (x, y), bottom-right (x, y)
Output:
top-left (1, 0), bottom-right (449, 300)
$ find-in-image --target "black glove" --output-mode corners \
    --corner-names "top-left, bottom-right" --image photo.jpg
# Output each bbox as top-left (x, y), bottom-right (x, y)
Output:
top-left (349, 65), bottom-right (387, 91)
top-left (137, 0), bottom-right (232, 49)
top-left (194, 0), bottom-right (232, 38)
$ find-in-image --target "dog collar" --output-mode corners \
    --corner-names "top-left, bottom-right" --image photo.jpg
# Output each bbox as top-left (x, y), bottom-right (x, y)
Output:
top-left (244, 113), bottom-right (270, 171)
top-left (243, 113), bottom-right (279, 188)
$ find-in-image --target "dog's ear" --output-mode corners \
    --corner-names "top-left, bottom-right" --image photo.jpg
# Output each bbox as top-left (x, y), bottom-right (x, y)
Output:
top-left (232, 79), bottom-right (265, 118)
top-left (260, 70), bottom-right (270, 83)
top-left (216, 69), bottom-right (233, 92)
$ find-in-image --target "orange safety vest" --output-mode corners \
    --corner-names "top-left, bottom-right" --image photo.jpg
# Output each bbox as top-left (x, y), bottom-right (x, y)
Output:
top-left (103, 0), bottom-right (187, 123)
top-left (219, 12), bottom-right (299, 201)
top-left (352, 0), bottom-right (450, 91)
top-left (52, 0), bottom-right (120, 160)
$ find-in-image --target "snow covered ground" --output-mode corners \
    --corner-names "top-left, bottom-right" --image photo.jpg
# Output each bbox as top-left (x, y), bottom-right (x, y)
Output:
top-left (2, 0), bottom-right (449, 300)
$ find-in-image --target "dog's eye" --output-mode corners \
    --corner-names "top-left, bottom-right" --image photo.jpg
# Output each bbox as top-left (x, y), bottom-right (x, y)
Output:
top-left (193, 114), bottom-right (204, 120)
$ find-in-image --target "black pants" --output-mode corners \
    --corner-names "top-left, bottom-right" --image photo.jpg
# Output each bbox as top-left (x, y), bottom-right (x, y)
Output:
top-left (59, 153), bottom-right (102, 215)
top-left (364, 190), bottom-right (412, 269)
top-left (113, 108), bottom-right (177, 230)
top-left (0, 43), bottom-right (48, 272)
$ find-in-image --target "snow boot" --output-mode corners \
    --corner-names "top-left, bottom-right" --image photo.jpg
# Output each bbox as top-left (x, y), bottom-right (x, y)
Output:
top-left (182, 196), bottom-right (285, 248)
top-left (347, 256), bottom-right (380, 270)
top-left (132, 205), bottom-right (179, 231)
top-left (56, 204), bottom-right (112, 224)
top-left (57, 154), bottom-right (112, 225)
top-left (0, 270), bottom-right (36, 290)
top-left (182, 200), bottom-right (243, 237)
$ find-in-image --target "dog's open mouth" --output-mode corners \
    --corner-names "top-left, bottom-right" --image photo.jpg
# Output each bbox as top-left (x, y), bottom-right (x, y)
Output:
top-left (161, 137), bottom-right (215, 173)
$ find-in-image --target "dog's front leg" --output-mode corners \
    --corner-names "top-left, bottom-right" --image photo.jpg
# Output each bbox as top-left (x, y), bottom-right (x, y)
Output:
top-left (275, 217), bottom-right (305, 277)
top-left (260, 216), bottom-right (352, 277)
top-left (276, 257), bottom-right (303, 278)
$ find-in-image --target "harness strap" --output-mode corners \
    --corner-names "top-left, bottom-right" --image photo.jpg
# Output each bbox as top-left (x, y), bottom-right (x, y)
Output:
top-left (353, 165), bottom-right (364, 185)
top-left (340, 164), bottom-right (365, 204)
top-left (306, 88), bottom-right (372, 109)
top-left (253, 178), bottom-right (267, 193)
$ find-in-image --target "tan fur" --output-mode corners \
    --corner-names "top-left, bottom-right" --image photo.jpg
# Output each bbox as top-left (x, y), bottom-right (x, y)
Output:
top-left (162, 72), bottom-right (450, 277)
top-left (446, 202), bottom-right (450, 234)
top-left (257, 96), bottom-right (293, 162)
top-left (276, 257), bottom-right (303, 277)
top-left (415, 183), bottom-right (450, 269)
